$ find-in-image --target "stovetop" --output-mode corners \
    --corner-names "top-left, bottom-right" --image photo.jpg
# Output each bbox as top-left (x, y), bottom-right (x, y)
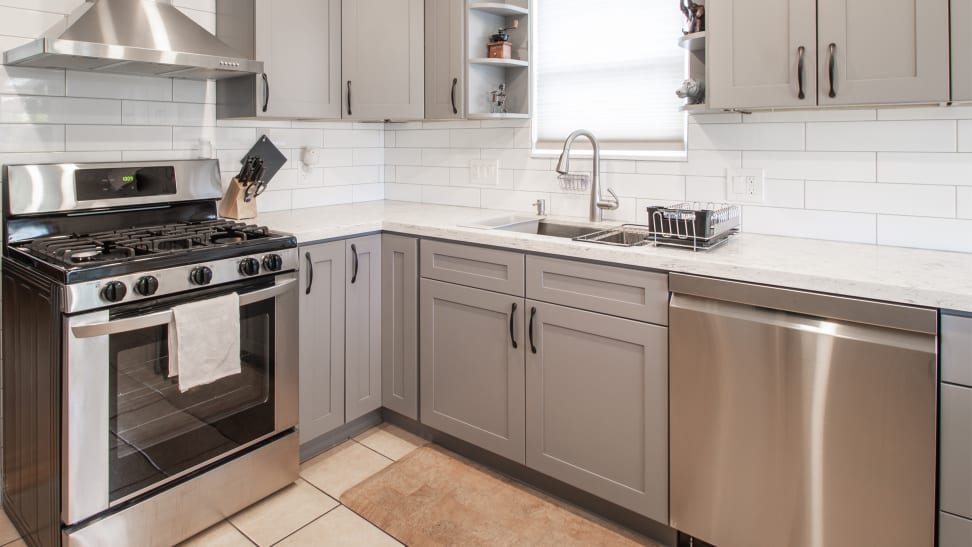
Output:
top-left (8, 219), bottom-right (297, 284)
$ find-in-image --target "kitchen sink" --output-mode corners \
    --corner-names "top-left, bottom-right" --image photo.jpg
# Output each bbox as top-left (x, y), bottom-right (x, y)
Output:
top-left (466, 216), bottom-right (649, 247)
top-left (523, 221), bottom-right (602, 239)
top-left (573, 225), bottom-right (652, 247)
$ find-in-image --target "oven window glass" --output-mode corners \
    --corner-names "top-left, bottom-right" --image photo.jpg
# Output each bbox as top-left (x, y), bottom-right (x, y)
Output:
top-left (108, 295), bottom-right (275, 502)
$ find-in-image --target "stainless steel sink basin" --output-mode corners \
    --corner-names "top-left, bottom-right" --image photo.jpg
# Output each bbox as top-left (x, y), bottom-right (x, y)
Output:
top-left (492, 220), bottom-right (600, 239)
top-left (574, 225), bottom-right (652, 247)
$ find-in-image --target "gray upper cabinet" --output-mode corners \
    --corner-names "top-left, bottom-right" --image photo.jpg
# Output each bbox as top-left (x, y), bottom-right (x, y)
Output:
top-left (425, 0), bottom-right (465, 119)
top-left (420, 278), bottom-right (526, 463)
top-left (342, 0), bottom-right (425, 120)
top-left (525, 301), bottom-right (669, 521)
top-left (707, 0), bottom-right (817, 109)
top-left (953, 0), bottom-right (972, 102)
top-left (346, 236), bottom-right (382, 422)
top-left (817, 0), bottom-right (949, 105)
top-left (381, 235), bottom-right (419, 419)
top-left (298, 242), bottom-right (346, 444)
top-left (216, 0), bottom-right (342, 120)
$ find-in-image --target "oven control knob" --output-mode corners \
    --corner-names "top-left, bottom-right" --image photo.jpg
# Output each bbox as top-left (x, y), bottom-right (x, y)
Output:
top-left (101, 281), bottom-right (128, 303)
top-left (239, 258), bottom-right (261, 276)
top-left (190, 266), bottom-right (213, 286)
top-left (134, 276), bottom-right (160, 296)
top-left (263, 254), bottom-right (284, 272)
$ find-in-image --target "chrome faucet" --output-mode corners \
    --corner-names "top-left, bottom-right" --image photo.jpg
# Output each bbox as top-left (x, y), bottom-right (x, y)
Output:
top-left (555, 129), bottom-right (619, 222)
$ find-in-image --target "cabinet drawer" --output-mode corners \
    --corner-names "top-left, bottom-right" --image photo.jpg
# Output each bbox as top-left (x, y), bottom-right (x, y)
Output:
top-left (940, 512), bottom-right (972, 547)
top-left (941, 383), bottom-right (972, 520)
top-left (526, 256), bottom-right (668, 325)
top-left (943, 313), bottom-right (972, 388)
top-left (421, 240), bottom-right (524, 296)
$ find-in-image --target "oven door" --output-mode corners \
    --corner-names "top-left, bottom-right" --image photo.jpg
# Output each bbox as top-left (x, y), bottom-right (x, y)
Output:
top-left (62, 272), bottom-right (298, 526)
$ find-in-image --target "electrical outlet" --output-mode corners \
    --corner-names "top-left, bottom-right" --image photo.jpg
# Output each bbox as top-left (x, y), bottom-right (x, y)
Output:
top-left (470, 159), bottom-right (499, 186)
top-left (726, 168), bottom-right (765, 204)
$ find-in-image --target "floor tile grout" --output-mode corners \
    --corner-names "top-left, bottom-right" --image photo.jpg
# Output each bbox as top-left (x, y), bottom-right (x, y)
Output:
top-left (223, 518), bottom-right (259, 546)
top-left (350, 437), bottom-right (398, 463)
top-left (269, 503), bottom-right (342, 546)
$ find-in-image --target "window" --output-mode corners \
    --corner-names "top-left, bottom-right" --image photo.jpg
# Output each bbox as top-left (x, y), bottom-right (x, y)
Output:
top-left (533, 0), bottom-right (686, 157)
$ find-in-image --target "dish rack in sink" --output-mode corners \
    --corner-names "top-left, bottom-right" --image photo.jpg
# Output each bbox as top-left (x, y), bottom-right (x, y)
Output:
top-left (574, 203), bottom-right (741, 251)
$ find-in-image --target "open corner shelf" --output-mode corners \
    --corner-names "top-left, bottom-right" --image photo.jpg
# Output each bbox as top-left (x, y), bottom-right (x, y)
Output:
top-left (468, 2), bottom-right (529, 16)
top-left (678, 31), bottom-right (707, 51)
top-left (469, 57), bottom-right (529, 68)
top-left (679, 103), bottom-right (709, 112)
top-left (467, 112), bottom-right (531, 120)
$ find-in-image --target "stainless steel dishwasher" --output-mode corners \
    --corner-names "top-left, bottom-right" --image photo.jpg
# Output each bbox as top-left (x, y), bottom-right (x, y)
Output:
top-left (669, 274), bottom-right (938, 547)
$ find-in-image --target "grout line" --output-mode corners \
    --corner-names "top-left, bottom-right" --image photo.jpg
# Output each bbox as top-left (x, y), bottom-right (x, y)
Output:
top-left (268, 504), bottom-right (343, 546)
top-left (351, 437), bottom-right (397, 463)
top-left (223, 519), bottom-right (259, 547)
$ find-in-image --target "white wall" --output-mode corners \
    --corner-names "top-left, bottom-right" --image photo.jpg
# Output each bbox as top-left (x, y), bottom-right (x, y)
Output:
top-left (386, 111), bottom-right (972, 254)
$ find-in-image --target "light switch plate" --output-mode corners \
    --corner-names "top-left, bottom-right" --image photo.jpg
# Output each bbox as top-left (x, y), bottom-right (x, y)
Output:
top-left (470, 159), bottom-right (499, 186)
top-left (726, 168), bottom-right (765, 204)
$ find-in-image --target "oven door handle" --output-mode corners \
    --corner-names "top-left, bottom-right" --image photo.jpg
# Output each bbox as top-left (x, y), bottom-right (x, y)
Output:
top-left (71, 278), bottom-right (297, 339)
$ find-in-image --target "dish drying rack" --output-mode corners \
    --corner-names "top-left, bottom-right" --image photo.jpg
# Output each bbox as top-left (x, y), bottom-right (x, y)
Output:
top-left (573, 202), bottom-right (741, 251)
top-left (646, 202), bottom-right (741, 250)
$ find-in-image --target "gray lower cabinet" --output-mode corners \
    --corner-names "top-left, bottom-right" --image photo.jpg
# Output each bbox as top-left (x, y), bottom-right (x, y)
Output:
top-left (298, 242), bottom-right (346, 443)
top-left (346, 236), bottom-right (382, 422)
top-left (941, 383), bottom-right (972, 521)
top-left (525, 300), bottom-right (669, 522)
top-left (420, 278), bottom-right (526, 463)
top-left (381, 235), bottom-right (419, 419)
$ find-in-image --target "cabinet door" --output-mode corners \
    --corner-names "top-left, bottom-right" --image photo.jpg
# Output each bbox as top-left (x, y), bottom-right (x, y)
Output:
top-left (420, 279), bottom-right (525, 463)
top-left (525, 301), bottom-right (669, 522)
top-left (342, 0), bottom-right (425, 120)
top-left (298, 242), bottom-right (346, 444)
top-left (708, 0), bottom-right (817, 109)
top-left (381, 235), bottom-right (419, 419)
top-left (817, 0), bottom-right (949, 105)
top-left (425, 0), bottom-right (464, 119)
top-left (952, 0), bottom-right (972, 102)
top-left (346, 236), bottom-right (382, 422)
top-left (255, 0), bottom-right (342, 118)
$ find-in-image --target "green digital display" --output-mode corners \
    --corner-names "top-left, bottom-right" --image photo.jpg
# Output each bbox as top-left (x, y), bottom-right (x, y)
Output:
top-left (122, 175), bottom-right (135, 183)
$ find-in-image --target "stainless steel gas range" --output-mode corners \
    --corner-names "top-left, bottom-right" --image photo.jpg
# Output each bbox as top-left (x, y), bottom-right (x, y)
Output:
top-left (1, 160), bottom-right (299, 547)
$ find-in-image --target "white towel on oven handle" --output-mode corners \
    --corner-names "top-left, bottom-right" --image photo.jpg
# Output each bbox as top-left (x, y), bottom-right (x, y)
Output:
top-left (167, 292), bottom-right (242, 393)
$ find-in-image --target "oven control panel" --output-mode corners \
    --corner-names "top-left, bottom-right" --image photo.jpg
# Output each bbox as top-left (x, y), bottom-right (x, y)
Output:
top-left (64, 248), bottom-right (299, 314)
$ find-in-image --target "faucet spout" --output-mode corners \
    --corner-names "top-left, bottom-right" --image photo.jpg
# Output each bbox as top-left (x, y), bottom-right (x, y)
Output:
top-left (556, 130), bottom-right (619, 222)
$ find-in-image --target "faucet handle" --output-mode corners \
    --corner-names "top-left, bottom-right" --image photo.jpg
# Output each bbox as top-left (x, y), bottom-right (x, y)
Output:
top-left (598, 188), bottom-right (620, 210)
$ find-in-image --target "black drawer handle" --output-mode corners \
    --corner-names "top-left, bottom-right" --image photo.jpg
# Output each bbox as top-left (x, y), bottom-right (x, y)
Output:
top-left (529, 306), bottom-right (537, 354)
top-left (451, 77), bottom-right (458, 115)
top-left (828, 43), bottom-right (837, 98)
top-left (347, 80), bottom-right (352, 116)
top-left (509, 302), bottom-right (518, 349)
top-left (797, 46), bottom-right (806, 100)
top-left (262, 73), bottom-right (270, 112)
top-left (305, 252), bottom-right (313, 295)
top-left (350, 244), bottom-right (359, 284)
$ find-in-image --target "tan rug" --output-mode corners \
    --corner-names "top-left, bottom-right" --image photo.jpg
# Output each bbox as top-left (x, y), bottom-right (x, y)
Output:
top-left (340, 445), bottom-right (658, 547)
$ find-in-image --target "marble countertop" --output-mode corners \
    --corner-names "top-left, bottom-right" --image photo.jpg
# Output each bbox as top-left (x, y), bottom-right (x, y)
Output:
top-left (257, 200), bottom-right (972, 313)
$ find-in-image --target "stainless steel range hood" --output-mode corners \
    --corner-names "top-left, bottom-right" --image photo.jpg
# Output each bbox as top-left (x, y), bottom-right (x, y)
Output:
top-left (3, 0), bottom-right (262, 80)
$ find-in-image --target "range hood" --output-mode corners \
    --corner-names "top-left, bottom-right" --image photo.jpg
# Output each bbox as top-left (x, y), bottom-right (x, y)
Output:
top-left (3, 0), bottom-right (262, 80)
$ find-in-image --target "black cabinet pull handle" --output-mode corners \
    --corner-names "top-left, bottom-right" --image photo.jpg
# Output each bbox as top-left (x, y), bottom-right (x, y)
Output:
top-left (451, 77), bottom-right (458, 115)
top-left (347, 80), bottom-right (352, 116)
top-left (828, 43), bottom-right (837, 98)
top-left (262, 73), bottom-right (270, 113)
top-left (509, 303), bottom-right (518, 349)
top-left (529, 306), bottom-right (537, 354)
top-left (305, 252), bottom-right (314, 295)
top-left (350, 244), bottom-right (359, 284)
top-left (797, 46), bottom-right (806, 100)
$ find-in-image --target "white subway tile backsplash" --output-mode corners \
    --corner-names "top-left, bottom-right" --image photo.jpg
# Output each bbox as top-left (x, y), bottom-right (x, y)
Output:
top-left (481, 148), bottom-right (549, 171)
top-left (958, 121), bottom-right (972, 152)
top-left (385, 183), bottom-right (423, 202)
top-left (353, 183), bottom-right (385, 202)
top-left (265, 128), bottom-right (324, 149)
top-left (325, 166), bottom-right (382, 186)
top-left (1, 96), bottom-right (119, 124)
top-left (744, 207), bottom-right (877, 244)
top-left (743, 151), bottom-right (876, 182)
top-left (877, 105), bottom-right (972, 121)
top-left (0, 66), bottom-right (65, 96)
top-left (958, 188), bottom-right (972, 219)
top-left (450, 128), bottom-right (516, 149)
top-left (256, 189), bottom-right (293, 212)
top-left (603, 173), bottom-right (686, 201)
top-left (292, 186), bottom-right (354, 209)
top-left (688, 123), bottom-right (805, 151)
top-left (514, 169), bottom-right (560, 193)
top-left (384, 148), bottom-right (422, 166)
top-left (806, 121), bottom-right (956, 152)
top-left (0, 124), bottom-right (63, 152)
top-left (685, 176), bottom-right (726, 203)
top-left (878, 216), bottom-right (972, 253)
top-left (422, 148), bottom-right (480, 168)
top-left (122, 100), bottom-right (210, 126)
top-left (395, 130), bottom-right (449, 148)
top-left (0, 6), bottom-right (63, 38)
top-left (481, 188), bottom-right (551, 212)
top-left (66, 71), bottom-right (172, 101)
top-left (213, 127), bottom-right (257, 149)
top-left (172, 79), bottom-right (211, 104)
top-left (67, 125), bottom-right (171, 151)
top-left (421, 185), bottom-right (480, 207)
top-left (324, 129), bottom-right (383, 148)
top-left (805, 180), bottom-right (955, 217)
top-left (172, 125), bottom-right (214, 150)
top-left (352, 148), bottom-right (384, 166)
top-left (877, 153), bottom-right (972, 186)
top-left (397, 165), bottom-right (450, 186)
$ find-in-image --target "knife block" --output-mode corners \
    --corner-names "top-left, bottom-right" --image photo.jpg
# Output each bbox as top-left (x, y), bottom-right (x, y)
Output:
top-left (218, 178), bottom-right (257, 220)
